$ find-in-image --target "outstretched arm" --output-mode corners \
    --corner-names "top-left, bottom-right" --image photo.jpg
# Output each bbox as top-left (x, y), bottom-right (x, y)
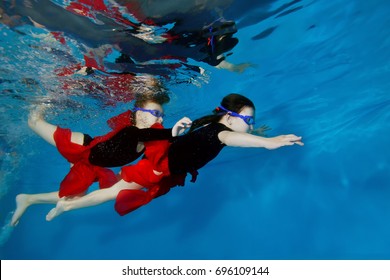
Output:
top-left (218, 131), bottom-right (304, 149)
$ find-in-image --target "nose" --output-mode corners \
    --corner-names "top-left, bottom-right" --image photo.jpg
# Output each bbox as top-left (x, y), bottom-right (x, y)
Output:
top-left (249, 124), bottom-right (254, 131)
top-left (157, 116), bottom-right (163, 123)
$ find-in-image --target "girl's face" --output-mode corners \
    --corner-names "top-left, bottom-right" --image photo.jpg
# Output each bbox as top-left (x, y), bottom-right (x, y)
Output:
top-left (229, 106), bottom-right (255, 133)
top-left (135, 102), bottom-right (164, 128)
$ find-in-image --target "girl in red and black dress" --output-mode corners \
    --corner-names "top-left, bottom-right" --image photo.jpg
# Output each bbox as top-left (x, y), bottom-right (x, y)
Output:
top-left (10, 92), bottom-right (191, 226)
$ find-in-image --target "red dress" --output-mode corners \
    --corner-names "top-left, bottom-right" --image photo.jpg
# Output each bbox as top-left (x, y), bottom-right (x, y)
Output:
top-left (53, 111), bottom-right (132, 197)
top-left (115, 123), bottom-right (187, 215)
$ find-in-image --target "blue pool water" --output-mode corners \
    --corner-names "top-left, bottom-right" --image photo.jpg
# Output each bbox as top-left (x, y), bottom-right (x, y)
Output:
top-left (1, 0), bottom-right (390, 260)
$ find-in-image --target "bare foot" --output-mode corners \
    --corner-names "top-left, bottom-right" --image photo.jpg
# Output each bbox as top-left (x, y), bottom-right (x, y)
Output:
top-left (46, 200), bottom-right (66, 221)
top-left (27, 106), bottom-right (45, 128)
top-left (10, 194), bottom-right (30, 226)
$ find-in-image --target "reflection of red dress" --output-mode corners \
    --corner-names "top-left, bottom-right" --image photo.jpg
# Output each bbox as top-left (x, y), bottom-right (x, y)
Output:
top-left (115, 123), bottom-right (187, 216)
top-left (53, 111), bottom-right (132, 197)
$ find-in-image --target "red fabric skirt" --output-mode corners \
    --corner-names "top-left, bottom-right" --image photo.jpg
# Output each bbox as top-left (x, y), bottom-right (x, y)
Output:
top-left (54, 126), bottom-right (119, 197)
top-left (115, 171), bottom-right (186, 216)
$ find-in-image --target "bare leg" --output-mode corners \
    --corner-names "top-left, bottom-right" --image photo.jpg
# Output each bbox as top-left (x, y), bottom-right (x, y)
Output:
top-left (46, 180), bottom-right (142, 221)
top-left (28, 106), bottom-right (85, 146)
top-left (28, 106), bottom-right (57, 146)
top-left (11, 192), bottom-right (60, 226)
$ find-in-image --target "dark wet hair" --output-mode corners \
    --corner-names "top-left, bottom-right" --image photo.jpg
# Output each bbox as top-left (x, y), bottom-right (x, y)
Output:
top-left (189, 93), bottom-right (255, 132)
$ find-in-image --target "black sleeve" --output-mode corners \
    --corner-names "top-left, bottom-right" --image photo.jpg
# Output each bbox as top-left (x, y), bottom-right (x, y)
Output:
top-left (137, 127), bottom-right (173, 141)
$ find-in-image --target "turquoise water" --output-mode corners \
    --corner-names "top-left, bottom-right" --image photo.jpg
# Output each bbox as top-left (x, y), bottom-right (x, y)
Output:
top-left (1, 0), bottom-right (390, 259)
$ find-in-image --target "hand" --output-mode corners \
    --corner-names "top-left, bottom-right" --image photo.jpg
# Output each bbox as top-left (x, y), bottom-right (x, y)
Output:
top-left (251, 124), bottom-right (272, 136)
top-left (172, 117), bottom-right (192, 136)
top-left (268, 134), bottom-right (304, 149)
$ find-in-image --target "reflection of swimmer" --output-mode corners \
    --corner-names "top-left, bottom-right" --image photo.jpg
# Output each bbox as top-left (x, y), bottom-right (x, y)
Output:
top-left (201, 19), bottom-right (253, 72)
top-left (7, 0), bottom-right (250, 74)
top-left (10, 90), bottom-right (190, 226)
top-left (120, 18), bottom-right (252, 71)
top-left (44, 93), bottom-right (303, 220)
top-left (201, 19), bottom-right (239, 65)
top-left (57, 64), bottom-right (171, 104)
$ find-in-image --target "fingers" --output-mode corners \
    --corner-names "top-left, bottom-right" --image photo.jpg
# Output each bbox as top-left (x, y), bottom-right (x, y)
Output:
top-left (172, 117), bottom-right (193, 136)
top-left (283, 135), bottom-right (304, 146)
top-left (293, 140), bottom-right (304, 146)
top-left (181, 117), bottom-right (192, 124)
top-left (260, 124), bottom-right (272, 131)
top-left (179, 117), bottom-right (192, 127)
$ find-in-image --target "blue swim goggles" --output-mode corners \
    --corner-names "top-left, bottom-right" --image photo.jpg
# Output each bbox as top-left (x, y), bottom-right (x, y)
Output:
top-left (133, 107), bottom-right (165, 118)
top-left (217, 105), bottom-right (255, 125)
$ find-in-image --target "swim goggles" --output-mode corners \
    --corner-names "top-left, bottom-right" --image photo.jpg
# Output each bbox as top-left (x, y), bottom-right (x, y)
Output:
top-left (133, 107), bottom-right (165, 118)
top-left (216, 105), bottom-right (255, 125)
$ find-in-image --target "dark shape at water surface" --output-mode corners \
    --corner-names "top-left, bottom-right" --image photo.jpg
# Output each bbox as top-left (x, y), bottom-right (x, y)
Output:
top-left (252, 26), bottom-right (278, 40)
top-left (275, 6), bottom-right (303, 18)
